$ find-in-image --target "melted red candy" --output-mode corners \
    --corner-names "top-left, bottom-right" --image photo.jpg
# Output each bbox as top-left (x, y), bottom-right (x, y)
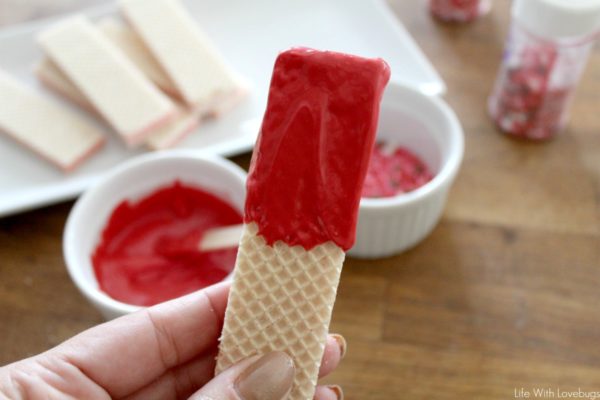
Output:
top-left (362, 142), bottom-right (433, 198)
top-left (245, 48), bottom-right (390, 251)
top-left (92, 181), bottom-right (242, 306)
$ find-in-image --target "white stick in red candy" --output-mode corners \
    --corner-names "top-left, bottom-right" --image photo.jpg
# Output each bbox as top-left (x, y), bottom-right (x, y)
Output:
top-left (120, 0), bottom-right (244, 111)
top-left (38, 17), bottom-right (177, 147)
top-left (0, 69), bottom-right (105, 172)
top-left (216, 48), bottom-right (390, 400)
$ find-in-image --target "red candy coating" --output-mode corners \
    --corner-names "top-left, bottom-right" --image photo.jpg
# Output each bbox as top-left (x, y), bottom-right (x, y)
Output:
top-left (362, 142), bottom-right (433, 198)
top-left (92, 181), bottom-right (242, 306)
top-left (245, 48), bottom-right (390, 251)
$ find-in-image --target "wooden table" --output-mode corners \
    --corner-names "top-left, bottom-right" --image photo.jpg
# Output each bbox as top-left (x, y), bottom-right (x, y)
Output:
top-left (1, 1), bottom-right (600, 398)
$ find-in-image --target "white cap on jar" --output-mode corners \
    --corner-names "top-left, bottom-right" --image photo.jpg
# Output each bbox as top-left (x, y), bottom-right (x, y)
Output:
top-left (513, 0), bottom-right (600, 40)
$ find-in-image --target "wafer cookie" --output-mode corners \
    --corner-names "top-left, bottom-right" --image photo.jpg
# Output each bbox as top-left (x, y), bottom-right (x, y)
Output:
top-left (0, 69), bottom-right (105, 171)
top-left (35, 45), bottom-right (198, 150)
top-left (120, 0), bottom-right (241, 109)
top-left (38, 17), bottom-right (176, 147)
top-left (216, 48), bottom-right (390, 399)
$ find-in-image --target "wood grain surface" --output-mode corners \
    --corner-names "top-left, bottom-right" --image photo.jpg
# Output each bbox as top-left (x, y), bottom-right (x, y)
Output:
top-left (1, 1), bottom-right (600, 399)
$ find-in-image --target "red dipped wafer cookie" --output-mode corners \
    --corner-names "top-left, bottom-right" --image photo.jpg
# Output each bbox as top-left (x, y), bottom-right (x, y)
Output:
top-left (216, 47), bottom-right (390, 399)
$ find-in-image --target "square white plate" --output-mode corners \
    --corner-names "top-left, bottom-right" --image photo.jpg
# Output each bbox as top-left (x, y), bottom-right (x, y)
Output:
top-left (0, 0), bottom-right (445, 217)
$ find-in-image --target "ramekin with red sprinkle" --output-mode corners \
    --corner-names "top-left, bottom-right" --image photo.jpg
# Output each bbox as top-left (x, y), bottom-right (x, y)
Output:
top-left (350, 82), bottom-right (464, 259)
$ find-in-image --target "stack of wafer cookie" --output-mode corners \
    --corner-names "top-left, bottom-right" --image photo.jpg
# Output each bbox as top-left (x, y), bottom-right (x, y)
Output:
top-left (0, 0), bottom-right (246, 170)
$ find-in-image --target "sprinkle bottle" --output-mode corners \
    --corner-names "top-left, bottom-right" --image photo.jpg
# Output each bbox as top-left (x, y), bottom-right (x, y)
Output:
top-left (429, 0), bottom-right (491, 23)
top-left (488, 0), bottom-right (600, 140)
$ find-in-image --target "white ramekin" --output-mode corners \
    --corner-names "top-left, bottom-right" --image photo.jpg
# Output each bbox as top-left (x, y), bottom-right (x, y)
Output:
top-left (348, 82), bottom-right (464, 259)
top-left (63, 151), bottom-right (247, 319)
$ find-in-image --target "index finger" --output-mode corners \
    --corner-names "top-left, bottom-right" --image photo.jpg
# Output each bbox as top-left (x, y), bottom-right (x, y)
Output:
top-left (51, 281), bottom-right (230, 399)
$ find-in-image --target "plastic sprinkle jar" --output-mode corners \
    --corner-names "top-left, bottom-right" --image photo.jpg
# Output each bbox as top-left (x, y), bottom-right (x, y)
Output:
top-left (488, 0), bottom-right (600, 140)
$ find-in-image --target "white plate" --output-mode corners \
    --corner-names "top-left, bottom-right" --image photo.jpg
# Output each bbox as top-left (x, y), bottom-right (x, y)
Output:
top-left (0, 0), bottom-right (445, 217)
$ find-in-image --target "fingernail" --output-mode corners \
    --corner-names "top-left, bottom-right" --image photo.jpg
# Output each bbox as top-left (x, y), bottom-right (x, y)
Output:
top-left (331, 334), bottom-right (347, 359)
top-left (235, 351), bottom-right (295, 400)
top-left (328, 385), bottom-right (344, 400)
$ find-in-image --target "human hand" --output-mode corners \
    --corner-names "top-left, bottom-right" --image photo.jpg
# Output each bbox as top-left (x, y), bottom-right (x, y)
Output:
top-left (0, 282), bottom-right (344, 399)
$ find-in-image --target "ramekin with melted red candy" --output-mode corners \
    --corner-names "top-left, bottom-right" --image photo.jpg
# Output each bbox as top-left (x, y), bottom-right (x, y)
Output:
top-left (350, 82), bottom-right (464, 259)
top-left (63, 152), bottom-right (246, 319)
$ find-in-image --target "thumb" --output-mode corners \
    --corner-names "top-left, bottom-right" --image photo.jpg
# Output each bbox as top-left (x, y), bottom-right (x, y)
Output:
top-left (188, 351), bottom-right (295, 400)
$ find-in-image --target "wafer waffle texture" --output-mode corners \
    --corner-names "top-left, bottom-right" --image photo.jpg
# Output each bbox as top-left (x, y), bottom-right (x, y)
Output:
top-left (216, 222), bottom-right (345, 400)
